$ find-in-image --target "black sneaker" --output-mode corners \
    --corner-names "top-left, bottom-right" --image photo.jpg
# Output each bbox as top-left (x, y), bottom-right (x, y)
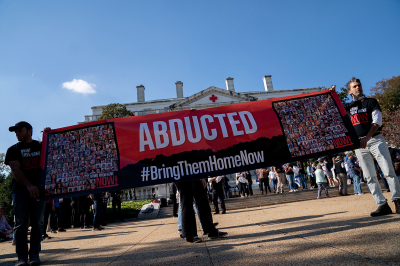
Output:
top-left (394, 199), bottom-right (400, 214)
top-left (370, 202), bottom-right (393, 217)
top-left (58, 228), bottom-right (66, 232)
top-left (213, 211), bottom-right (219, 215)
top-left (29, 254), bottom-right (41, 266)
top-left (208, 230), bottom-right (228, 239)
top-left (50, 230), bottom-right (57, 234)
top-left (186, 236), bottom-right (202, 243)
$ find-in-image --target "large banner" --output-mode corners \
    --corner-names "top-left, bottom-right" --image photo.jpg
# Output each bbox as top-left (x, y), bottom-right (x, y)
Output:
top-left (41, 90), bottom-right (359, 199)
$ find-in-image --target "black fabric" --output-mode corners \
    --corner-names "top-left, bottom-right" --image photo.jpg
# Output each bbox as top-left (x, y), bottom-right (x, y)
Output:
top-left (334, 161), bottom-right (346, 175)
top-left (5, 140), bottom-right (42, 193)
top-left (211, 179), bottom-right (225, 213)
top-left (344, 98), bottom-right (382, 138)
top-left (177, 180), bottom-right (217, 238)
top-left (297, 163), bottom-right (305, 175)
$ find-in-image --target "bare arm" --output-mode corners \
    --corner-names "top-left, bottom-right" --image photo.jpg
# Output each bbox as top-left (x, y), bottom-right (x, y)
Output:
top-left (8, 160), bottom-right (40, 198)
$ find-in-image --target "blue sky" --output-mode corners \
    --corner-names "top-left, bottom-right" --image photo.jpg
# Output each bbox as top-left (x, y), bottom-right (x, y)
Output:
top-left (1, 0), bottom-right (399, 153)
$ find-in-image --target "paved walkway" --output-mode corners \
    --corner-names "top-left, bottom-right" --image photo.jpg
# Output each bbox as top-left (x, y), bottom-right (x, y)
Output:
top-left (1, 191), bottom-right (400, 266)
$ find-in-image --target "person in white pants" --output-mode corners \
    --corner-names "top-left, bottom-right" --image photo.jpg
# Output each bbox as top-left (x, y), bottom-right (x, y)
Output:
top-left (331, 78), bottom-right (400, 216)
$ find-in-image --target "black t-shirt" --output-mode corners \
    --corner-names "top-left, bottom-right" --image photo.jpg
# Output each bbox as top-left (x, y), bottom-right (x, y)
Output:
top-left (344, 98), bottom-right (382, 138)
top-left (5, 140), bottom-right (42, 193)
top-left (297, 163), bottom-right (305, 175)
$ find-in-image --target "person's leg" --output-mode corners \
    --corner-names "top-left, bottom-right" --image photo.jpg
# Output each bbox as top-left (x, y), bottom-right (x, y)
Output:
top-left (212, 189), bottom-right (219, 213)
top-left (178, 181), bottom-right (197, 239)
top-left (12, 192), bottom-right (30, 260)
top-left (50, 207), bottom-right (57, 231)
top-left (259, 179), bottom-right (264, 194)
top-left (371, 135), bottom-right (400, 202)
top-left (28, 199), bottom-right (45, 257)
top-left (55, 207), bottom-right (63, 230)
top-left (71, 207), bottom-right (75, 228)
top-left (286, 175), bottom-right (292, 191)
top-left (93, 200), bottom-right (98, 229)
top-left (343, 174), bottom-right (348, 195)
top-left (338, 173), bottom-right (343, 194)
top-left (177, 201), bottom-right (182, 231)
top-left (353, 175), bottom-right (361, 194)
top-left (289, 174), bottom-right (296, 191)
top-left (249, 184), bottom-right (253, 196)
top-left (172, 195), bottom-right (178, 216)
top-left (218, 189), bottom-right (226, 213)
top-left (42, 204), bottom-right (51, 236)
top-left (317, 184), bottom-right (322, 198)
top-left (192, 180), bottom-right (217, 236)
top-left (355, 147), bottom-right (387, 205)
top-left (323, 183), bottom-right (330, 197)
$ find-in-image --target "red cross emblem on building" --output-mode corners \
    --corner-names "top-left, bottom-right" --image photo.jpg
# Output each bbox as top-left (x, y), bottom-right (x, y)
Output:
top-left (209, 94), bottom-right (218, 102)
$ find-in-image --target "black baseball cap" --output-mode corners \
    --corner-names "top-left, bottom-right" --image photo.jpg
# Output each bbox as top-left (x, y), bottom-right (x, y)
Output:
top-left (9, 121), bottom-right (33, 132)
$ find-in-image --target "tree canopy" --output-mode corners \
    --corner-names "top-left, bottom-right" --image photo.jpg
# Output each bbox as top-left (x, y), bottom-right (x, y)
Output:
top-left (382, 104), bottom-right (400, 147)
top-left (98, 103), bottom-right (134, 120)
top-left (370, 75), bottom-right (400, 114)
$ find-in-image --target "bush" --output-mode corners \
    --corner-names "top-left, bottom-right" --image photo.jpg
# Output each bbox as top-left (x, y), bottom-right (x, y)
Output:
top-left (105, 199), bottom-right (152, 220)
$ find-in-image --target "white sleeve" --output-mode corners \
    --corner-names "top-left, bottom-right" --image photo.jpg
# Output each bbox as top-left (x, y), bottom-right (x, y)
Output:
top-left (208, 178), bottom-right (212, 183)
top-left (216, 176), bottom-right (222, 183)
top-left (372, 109), bottom-right (382, 126)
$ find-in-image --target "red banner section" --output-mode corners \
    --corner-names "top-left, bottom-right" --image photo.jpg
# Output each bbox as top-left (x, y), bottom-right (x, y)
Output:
top-left (41, 90), bottom-right (360, 199)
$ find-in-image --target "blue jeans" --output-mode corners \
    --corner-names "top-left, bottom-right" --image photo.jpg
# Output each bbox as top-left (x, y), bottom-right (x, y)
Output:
top-left (93, 199), bottom-right (104, 228)
top-left (178, 201), bottom-right (202, 230)
top-left (286, 174), bottom-right (296, 191)
top-left (272, 178), bottom-right (278, 192)
top-left (299, 174), bottom-right (307, 189)
top-left (353, 175), bottom-right (362, 194)
top-left (12, 192), bottom-right (45, 258)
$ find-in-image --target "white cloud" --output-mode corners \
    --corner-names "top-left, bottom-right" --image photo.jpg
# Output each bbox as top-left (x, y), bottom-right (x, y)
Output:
top-left (62, 79), bottom-right (97, 94)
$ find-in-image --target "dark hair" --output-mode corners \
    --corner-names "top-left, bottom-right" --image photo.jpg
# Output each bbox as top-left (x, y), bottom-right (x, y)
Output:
top-left (346, 77), bottom-right (362, 91)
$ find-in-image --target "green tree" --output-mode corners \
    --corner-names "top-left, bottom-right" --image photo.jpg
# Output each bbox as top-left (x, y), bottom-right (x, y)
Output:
top-left (370, 75), bottom-right (400, 114)
top-left (337, 86), bottom-right (351, 105)
top-left (0, 172), bottom-right (14, 225)
top-left (97, 103), bottom-right (134, 120)
top-left (382, 104), bottom-right (400, 147)
top-left (0, 153), bottom-right (10, 181)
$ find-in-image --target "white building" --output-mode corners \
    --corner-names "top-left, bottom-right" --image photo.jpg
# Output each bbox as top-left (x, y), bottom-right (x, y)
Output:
top-left (83, 76), bottom-right (320, 199)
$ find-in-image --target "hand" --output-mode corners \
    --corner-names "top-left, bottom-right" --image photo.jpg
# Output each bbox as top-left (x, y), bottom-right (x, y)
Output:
top-left (329, 85), bottom-right (336, 91)
top-left (27, 184), bottom-right (40, 198)
top-left (41, 127), bottom-right (51, 132)
top-left (52, 206), bottom-right (55, 211)
top-left (360, 137), bottom-right (370, 149)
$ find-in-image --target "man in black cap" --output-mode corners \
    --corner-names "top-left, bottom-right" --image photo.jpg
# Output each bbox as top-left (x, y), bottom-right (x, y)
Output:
top-left (5, 121), bottom-right (50, 266)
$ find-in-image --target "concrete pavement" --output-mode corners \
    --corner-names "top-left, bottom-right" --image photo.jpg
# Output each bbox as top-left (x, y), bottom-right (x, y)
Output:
top-left (1, 191), bottom-right (400, 265)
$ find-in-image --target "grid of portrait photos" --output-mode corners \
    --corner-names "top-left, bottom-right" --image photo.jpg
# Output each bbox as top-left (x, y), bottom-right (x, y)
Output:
top-left (44, 123), bottom-right (119, 196)
top-left (273, 94), bottom-right (348, 157)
